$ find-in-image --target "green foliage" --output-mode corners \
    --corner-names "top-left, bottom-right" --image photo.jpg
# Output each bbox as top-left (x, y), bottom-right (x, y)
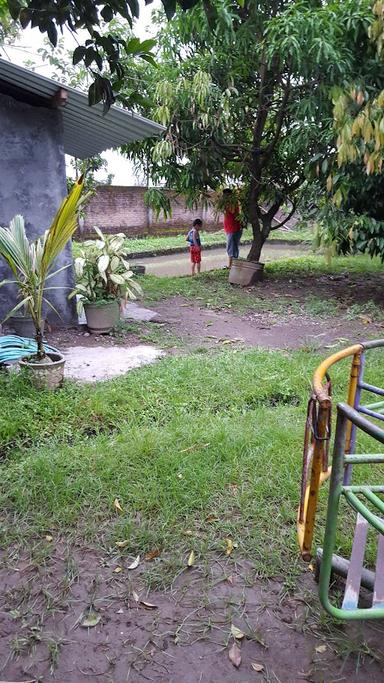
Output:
top-left (124, 0), bottom-right (379, 261)
top-left (0, 178), bottom-right (84, 357)
top-left (67, 155), bottom-right (114, 195)
top-left (333, 1), bottom-right (384, 175)
top-left (144, 187), bottom-right (172, 219)
top-left (71, 227), bottom-right (142, 307)
top-left (7, 0), bottom-right (201, 110)
top-left (0, 0), bottom-right (18, 43)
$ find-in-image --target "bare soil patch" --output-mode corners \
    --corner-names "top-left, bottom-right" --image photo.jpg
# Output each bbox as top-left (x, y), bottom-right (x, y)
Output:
top-left (150, 296), bottom-right (382, 352)
top-left (1, 547), bottom-right (383, 683)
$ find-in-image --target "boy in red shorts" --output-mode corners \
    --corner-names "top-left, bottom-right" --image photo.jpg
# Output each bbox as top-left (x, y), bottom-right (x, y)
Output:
top-left (186, 218), bottom-right (202, 276)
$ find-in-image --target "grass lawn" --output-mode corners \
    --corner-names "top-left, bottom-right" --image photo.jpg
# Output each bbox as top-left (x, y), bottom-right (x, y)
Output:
top-left (141, 253), bottom-right (384, 321)
top-left (123, 225), bottom-right (312, 255)
top-left (1, 339), bottom-right (383, 585)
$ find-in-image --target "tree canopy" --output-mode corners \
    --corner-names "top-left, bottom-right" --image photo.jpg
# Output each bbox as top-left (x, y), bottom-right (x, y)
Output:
top-left (124, 0), bottom-right (380, 261)
top-left (5, 0), bottom-right (201, 110)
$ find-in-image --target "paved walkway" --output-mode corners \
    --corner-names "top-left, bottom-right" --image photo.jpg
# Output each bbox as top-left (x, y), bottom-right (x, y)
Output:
top-left (131, 242), bottom-right (308, 277)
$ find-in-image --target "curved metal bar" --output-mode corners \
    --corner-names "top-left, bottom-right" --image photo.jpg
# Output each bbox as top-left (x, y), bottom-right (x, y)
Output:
top-left (313, 344), bottom-right (362, 404)
top-left (361, 339), bottom-right (384, 350)
top-left (337, 403), bottom-right (384, 444)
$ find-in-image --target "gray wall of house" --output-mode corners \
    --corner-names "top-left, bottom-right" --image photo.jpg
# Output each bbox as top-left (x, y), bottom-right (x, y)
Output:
top-left (0, 93), bottom-right (76, 328)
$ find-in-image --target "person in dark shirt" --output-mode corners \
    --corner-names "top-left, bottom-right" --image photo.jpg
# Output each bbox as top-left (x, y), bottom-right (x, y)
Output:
top-left (223, 189), bottom-right (242, 268)
top-left (186, 218), bottom-right (202, 276)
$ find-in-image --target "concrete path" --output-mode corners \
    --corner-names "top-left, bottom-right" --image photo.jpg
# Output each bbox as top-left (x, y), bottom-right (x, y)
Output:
top-left (131, 242), bottom-right (308, 277)
top-left (63, 345), bottom-right (164, 382)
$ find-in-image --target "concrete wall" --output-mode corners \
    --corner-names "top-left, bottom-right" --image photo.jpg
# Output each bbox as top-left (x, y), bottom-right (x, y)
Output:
top-left (0, 93), bottom-right (76, 327)
top-left (81, 185), bottom-right (221, 239)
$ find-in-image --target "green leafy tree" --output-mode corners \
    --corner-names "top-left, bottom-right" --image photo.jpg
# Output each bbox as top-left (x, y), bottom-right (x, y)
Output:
top-left (0, 0), bottom-right (18, 44)
top-left (311, 2), bottom-right (384, 260)
top-left (125, 0), bottom-right (377, 262)
top-left (6, 0), bottom-right (202, 109)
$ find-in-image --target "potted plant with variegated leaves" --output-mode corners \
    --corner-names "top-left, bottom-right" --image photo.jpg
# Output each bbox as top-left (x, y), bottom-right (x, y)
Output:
top-left (70, 227), bottom-right (142, 334)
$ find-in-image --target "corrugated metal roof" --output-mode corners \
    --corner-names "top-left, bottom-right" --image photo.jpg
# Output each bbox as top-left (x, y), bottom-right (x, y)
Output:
top-left (0, 58), bottom-right (164, 158)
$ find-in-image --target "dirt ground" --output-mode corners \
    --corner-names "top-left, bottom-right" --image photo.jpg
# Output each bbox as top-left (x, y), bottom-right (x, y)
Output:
top-left (1, 546), bottom-right (383, 683)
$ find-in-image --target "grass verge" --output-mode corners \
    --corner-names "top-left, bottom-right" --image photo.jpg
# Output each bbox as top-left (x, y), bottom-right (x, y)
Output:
top-left (74, 227), bottom-right (312, 259)
top-left (140, 254), bottom-right (384, 320)
top-left (1, 346), bottom-right (383, 580)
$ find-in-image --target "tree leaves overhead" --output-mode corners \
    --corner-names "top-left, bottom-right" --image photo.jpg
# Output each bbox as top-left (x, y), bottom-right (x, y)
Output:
top-left (124, 0), bottom-right (379, 261)
top-left (6, 0), bottom-right (203, 109)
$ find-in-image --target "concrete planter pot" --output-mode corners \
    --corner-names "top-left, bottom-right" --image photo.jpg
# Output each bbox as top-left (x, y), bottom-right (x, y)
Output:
top-left (8, 316), bottom-right (45, 338)
top-left (84, 300), bottom-right (120, 334)
top-left (130, 264), bottom-right (146, 276)
top-left (228, 259), bottom-right (265, 286)
top-left (19, 352), bottom-right (65, 390)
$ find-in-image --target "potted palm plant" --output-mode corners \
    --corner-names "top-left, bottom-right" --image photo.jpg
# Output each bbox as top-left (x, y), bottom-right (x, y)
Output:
top-left (71, 227), bottom-right (142, 334)
top-left (0, 176), bottom-right (85, 389)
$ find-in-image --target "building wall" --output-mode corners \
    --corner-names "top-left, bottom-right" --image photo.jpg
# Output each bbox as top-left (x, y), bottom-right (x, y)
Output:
top-left (0, 93), bottom-right (76, 327)
top-left (81, 185), bottom-right (221, 238)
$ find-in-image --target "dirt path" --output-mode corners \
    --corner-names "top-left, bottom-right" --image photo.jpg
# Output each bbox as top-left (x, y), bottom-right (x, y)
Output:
top-left (1, 547), bottom-right (383, 683)
top-left (131, 243), bottom-right (308, 277)
top-left (150, 296), bottom-right (382, 351)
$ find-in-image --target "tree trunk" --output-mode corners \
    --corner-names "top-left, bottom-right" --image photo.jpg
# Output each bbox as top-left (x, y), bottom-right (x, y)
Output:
top-left (247, 221), bottom-right (264, 262)
top-left (36, 328), bottom-right (45, 359)
top-left (247, 207), bottom-right (274, 263)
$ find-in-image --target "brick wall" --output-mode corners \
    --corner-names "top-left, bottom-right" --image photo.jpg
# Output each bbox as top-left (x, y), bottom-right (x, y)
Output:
top-left (80, 185), bottom-right (221, 239)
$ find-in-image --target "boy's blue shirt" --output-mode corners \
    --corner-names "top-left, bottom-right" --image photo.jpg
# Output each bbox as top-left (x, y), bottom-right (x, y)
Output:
top-left (186, 228), bottom-right (201, 247)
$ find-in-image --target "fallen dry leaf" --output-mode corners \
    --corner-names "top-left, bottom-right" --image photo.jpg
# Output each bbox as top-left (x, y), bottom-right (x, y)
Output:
top-left (140, 600), bottom-right (158, 609)
top-left (206, 514), bottom-right (219, 523)
top-left (132, 590), bottom-right (140, 603)
top-left (180, 442), bottom-right (210, 454)
top-left (225, 538), bottom-right (234, 556)
top-left (115, 540), bottom-right (129, 549)
top-left (251, 662), bottom-right (264, 672)
top-left (113, 498), bottom-right (123, 513)
top-left (127, 555), bottom-right (140, 570)
top-left (315, 644), bottom-right (327, 653)
top-left (144, 549), bottom-right (161, 561)
top-left (231, 624), bottom-right (245, 640)
top-left (228, 641), bottom-right (242, 668)
top-left (80, 611), bottom-right (101, 628)
top-left (187, 550), bottom-right (195, 567)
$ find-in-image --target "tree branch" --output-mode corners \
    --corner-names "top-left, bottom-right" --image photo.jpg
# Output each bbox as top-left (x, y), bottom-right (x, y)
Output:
top-left (270, 200), bottom-right (297, 230)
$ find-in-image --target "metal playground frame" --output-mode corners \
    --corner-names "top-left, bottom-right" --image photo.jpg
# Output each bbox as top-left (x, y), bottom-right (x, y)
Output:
top-left (298, 339), bottom-right (384, 620)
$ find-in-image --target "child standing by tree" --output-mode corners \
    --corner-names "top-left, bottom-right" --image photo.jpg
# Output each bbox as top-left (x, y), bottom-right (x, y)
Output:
top-left (186, 218), bottom-right (202, 276)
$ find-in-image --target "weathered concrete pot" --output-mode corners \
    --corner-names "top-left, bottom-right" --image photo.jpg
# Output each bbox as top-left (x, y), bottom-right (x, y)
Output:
top-left (84, 300), bottom-right (120, 334)
top-left (19, 352), bottom-right (65, 390)
top-left (131, 264), bottom-right (146, 276)
top-left (9, 316), bottom-right (45, 338)
top-left (228, 259), bottom-right (264, 286)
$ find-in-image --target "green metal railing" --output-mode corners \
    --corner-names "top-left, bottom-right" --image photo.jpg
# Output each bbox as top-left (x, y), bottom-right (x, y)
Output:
top-left (319, 403), bottom-right (384, 620)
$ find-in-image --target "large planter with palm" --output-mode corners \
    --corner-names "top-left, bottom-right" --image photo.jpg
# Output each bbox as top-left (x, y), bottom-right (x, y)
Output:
top-left (0, 176), bottom-right (85, 389)
top-left (71, 228), bottom-right (142, 334)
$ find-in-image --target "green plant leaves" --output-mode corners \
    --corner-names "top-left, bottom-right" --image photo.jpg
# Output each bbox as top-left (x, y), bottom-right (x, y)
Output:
top-left (71, 227), bottom-right (143, 304)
